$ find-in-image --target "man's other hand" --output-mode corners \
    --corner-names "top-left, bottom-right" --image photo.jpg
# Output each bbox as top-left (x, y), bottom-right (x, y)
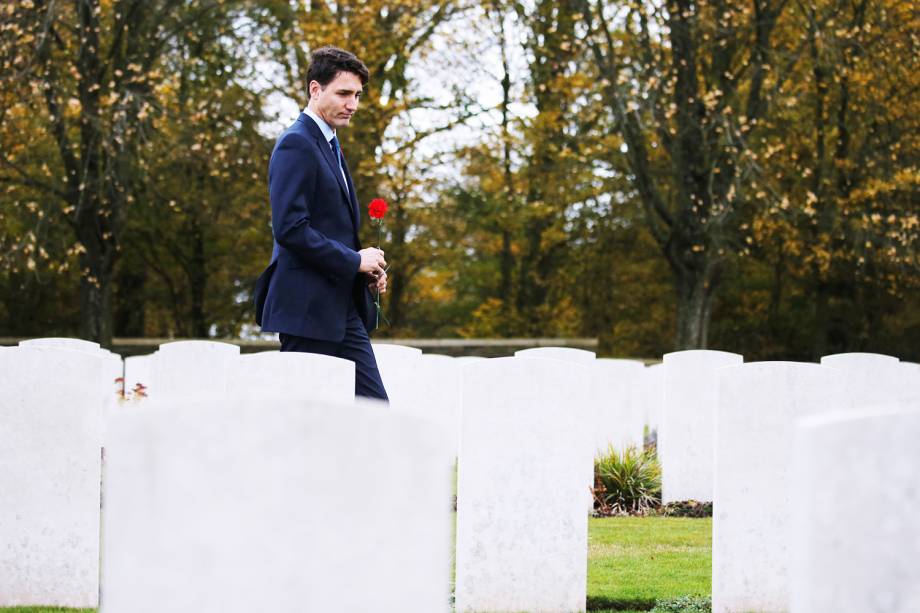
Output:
top-left (368, 270), bottom-right (387, 294)
top-left (357, 247), bottom-right (386, 277)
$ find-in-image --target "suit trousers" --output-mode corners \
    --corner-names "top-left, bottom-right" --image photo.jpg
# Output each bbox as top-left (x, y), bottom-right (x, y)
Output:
top-left (279, 300), bottom-right (389, 401)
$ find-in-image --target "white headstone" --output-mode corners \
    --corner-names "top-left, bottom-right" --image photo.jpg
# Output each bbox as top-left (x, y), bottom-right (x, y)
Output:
top-left (0, 346), bottom-right (105, 607)
top-left (661, 350), bottom-right (743, 503)
top-left (20, 338), bottom-right (122, 410)
top-left (591, 359), bottom-right (646, 454)
top-left (151, 340), bottom-right (240, 404)
top-left (100, 398), bottom-right (453, 613)
top-left (229, 351), bottom-right (355, 405)
top-left (455, 357), bottom-right (592, 613)
top-left (713, 362), bottom-right (848, 613)
top-left (514, 346), bottom-right (596, 363)
top-left (513, 349), bottom-right (597, 511)
top-left (820, 352), bottom-right (908, 407)
top-left (791, 407), bottom-right (920, 612)
top-left (386, 354), bottom-right (462, 457)
top-left (371, 343), bottom-right (423, 405)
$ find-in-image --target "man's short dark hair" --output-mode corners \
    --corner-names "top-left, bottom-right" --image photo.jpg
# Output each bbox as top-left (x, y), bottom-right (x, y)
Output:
top-left (306, 46), bottom-right (369, 96)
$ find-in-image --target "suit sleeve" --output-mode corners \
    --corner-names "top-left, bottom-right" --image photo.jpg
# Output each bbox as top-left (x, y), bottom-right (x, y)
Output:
top-left (269, 133), bottom-right (361, 281)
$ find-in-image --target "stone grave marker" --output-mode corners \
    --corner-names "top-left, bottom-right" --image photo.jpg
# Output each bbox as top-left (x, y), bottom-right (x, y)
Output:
top-left (790, 407), bottom-right (920, 612)
top-left (100, 397), bottom-right (453, 613)
top-left (455, 357), bottom-right (593, 613)
top-left (713, 362), bottom-right (848, 613)
top-left (661, 350), bottom-right (743, 503)
top-left (0, 346), bottom-right (105, 607)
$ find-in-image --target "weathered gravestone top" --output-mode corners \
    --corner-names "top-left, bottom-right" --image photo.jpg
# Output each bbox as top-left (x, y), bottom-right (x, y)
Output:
top-left (514, 346), bottom-right (596, 363)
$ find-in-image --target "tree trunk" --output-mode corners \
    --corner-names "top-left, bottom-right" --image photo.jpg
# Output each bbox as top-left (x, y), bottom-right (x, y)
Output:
top-left (673, 267), bottom-right (717, 350)
top-left (77, 236), bottom-right (115, 346)
top-left (500, 229), bottom-right (513, 312)
top-left (114, 265), bottom-right (147, 337)
top-left (811, 279), bottom-right (830, 359)
top-left (189, 216), bottom-right (208, 338)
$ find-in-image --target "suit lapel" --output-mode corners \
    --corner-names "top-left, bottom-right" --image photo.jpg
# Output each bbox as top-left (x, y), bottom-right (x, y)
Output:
top-left (341, 151), bottom-right (361, 234)
top-left (315, 134), bottom-right (351, 203)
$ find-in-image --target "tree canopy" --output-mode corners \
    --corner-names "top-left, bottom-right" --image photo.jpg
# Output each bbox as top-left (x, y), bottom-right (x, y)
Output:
top-left (1, 0), bottom-right (917, 360)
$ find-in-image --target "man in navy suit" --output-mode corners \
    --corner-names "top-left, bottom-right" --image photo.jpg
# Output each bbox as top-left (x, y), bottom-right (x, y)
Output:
top-left (254, 47), bottom-right (389, 400)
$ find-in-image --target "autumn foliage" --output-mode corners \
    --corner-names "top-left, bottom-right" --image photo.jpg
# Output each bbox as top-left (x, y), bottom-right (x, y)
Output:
top-left (1, 0), bottom-right (917, 360)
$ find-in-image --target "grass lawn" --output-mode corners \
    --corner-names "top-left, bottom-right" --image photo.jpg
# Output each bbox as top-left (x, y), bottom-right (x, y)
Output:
top-left (588, 516), bottom-right (711, 612)
top-left (0, 610), bottom-right (94, 613)
top-left (1, 516), bottom-right (711, 613)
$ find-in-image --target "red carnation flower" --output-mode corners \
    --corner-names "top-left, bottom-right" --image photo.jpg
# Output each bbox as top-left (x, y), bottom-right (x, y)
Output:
top-left (368, 198), bottom-right (388, 220)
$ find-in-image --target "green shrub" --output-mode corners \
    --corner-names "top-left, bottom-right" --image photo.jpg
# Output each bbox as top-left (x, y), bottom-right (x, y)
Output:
top-left (651, 595), bottom-right (712, 613)
top-left (593, 445), bottom-right (662, 516)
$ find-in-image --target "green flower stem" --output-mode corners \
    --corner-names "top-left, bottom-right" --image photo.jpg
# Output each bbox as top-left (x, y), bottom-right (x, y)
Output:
top-left (375, 220), bottom-right (382, 328)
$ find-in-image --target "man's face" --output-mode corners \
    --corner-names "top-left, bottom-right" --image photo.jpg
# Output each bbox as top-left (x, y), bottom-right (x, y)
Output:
top-left (309, 71), bottom-right (362, 130)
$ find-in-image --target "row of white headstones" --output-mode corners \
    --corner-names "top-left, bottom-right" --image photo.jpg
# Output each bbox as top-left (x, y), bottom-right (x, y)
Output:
top-left (1, 338), bottom-right (918, 612)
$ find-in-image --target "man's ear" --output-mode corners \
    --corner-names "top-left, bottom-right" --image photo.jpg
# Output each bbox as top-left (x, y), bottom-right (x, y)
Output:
top-left (308, 80), bottom-right (322, 100)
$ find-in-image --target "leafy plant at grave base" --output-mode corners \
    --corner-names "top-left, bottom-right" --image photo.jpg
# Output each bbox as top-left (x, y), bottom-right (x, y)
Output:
top-left (658, 500), bottom-right (713, 518)
top-left (650, 595), bottom-right (712, 613)
top-left (593, 445), bottom-right (662, 516)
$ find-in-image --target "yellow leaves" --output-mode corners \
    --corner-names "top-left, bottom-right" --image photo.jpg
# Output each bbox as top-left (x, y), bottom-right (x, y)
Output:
top-left (702, 89), bottom-right (722, 111)
top-left (67, 242), bottom-right (87, 257)
top-left (763, 143), bottom-right (785, 159)
top-left (811, 246), bottom-right (833, 275)
top-left (65, 97), bottom-right (82, 117)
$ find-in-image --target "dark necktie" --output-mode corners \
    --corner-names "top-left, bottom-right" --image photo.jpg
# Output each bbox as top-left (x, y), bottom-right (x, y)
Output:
top-left (329, 136), bottom-right (348, 191)
top-left (330, 136), bottom-right (347, 193)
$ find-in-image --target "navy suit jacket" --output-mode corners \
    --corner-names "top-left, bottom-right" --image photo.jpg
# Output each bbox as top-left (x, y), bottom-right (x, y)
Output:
top-left (254, 113), bottom-right (377, 341)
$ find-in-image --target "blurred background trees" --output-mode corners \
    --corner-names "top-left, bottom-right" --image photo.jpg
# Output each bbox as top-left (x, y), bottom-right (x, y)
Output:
top-left (1, 0), bottom-right (917, 359)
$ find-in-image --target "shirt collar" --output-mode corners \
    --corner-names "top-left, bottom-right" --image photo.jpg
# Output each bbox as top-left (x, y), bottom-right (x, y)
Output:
top-left (304, 106), bottom-right (336, 143)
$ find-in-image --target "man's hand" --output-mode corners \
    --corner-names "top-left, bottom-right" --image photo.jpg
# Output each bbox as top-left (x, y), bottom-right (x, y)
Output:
top-left (357, 247), bottom-right (386, 277)
top-left (368, 270), bottom-right (387, 294)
